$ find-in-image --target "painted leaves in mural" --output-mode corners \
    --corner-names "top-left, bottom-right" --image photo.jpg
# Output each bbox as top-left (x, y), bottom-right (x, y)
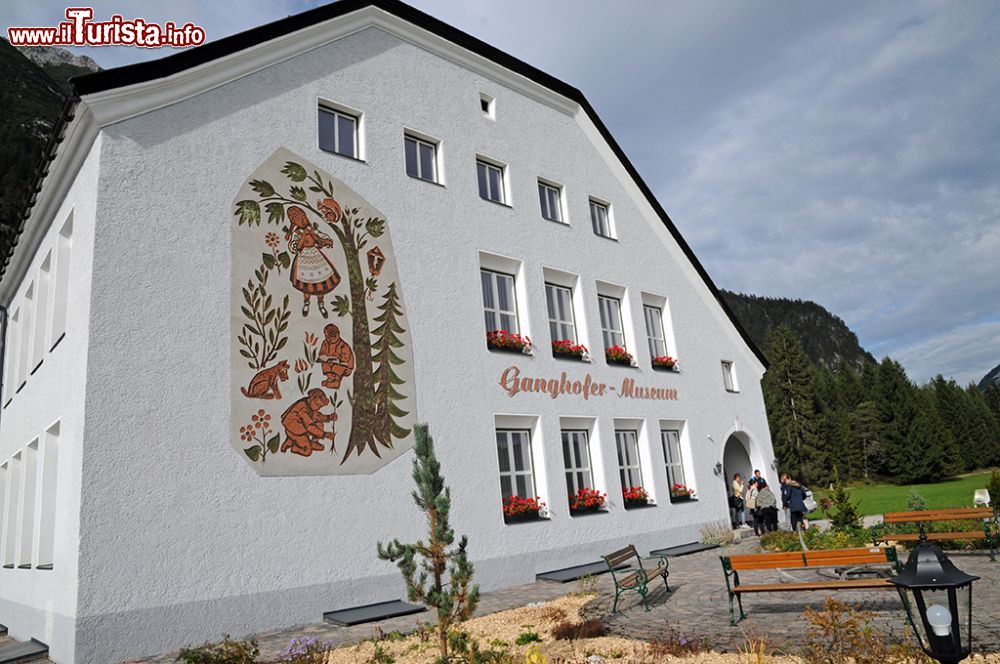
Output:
top-left (230, 148), bottom-right (416, 476)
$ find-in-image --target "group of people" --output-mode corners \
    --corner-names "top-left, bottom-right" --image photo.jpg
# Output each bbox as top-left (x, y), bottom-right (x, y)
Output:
top-left (729, 470), bottom-right (811, 534)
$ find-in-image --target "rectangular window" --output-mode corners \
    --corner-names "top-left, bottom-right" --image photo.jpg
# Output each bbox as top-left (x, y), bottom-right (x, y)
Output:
top-left (3, 456), bottom-right (21, 567)
top-left (545, 283), bottom-right (576, 343)
top-left (590, 199), bottom-right (611, 237)
top-left (615, 430), bottom-right (642, 491)
top-left (481, 269), bottom-right (518, 334)
top-left (661, 429), bottom-right (686, 490)
top-left (36, 423), bottom-right (59, 569)
top-left (598, 295), bottom-right (625, 350)
top-left (2, 309), bottom-right (18, 405)
top-left (17, 284), bottom-right (34, 388)
top-left (538, 182), bottom-right (562, 222)
top-left (50, 216), bottom-right (72, 349)
top-left (477, 159), bottom-right (505, 204)
top-left (31, 254), bottom-right (51, 373)
top-left (318, 105), bottom-right (359, 159)
top-left (561, 430), bottom-right (593, 498)
top-left (496, 429), bottom-right (535, 499)
top-left (404, 134), bottom-right (438, 183)
top-left (644, 305), bottom-right (667, 358)
top-left (19, 442), bottom-right (38, 567)
top-left (722, 360), bottom-right (738, 392)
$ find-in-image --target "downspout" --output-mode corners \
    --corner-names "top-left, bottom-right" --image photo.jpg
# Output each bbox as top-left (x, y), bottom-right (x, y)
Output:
top-left (0, 304), bottom-right (6, 431)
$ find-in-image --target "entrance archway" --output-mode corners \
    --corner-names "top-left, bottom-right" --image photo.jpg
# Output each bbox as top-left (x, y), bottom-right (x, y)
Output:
top-left (723, 434), bottom-right (753, 490)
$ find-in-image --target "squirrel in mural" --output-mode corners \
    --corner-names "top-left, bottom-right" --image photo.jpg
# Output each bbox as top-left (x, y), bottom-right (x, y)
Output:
top-left (286, 205), bottom-right (340, 318)
top-left (280, 388), bottom-right (336, 457)
top-left (240, 360), bottom-right (290, 400)
top-left (319, 323), bottom-right (355, 389)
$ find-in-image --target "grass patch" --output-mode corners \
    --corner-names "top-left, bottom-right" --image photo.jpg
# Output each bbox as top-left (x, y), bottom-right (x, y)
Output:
top-left (807, 471), bottom-right (997, 518)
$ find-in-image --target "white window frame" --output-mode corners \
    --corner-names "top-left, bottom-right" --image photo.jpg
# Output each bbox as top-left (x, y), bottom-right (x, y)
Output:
top-left (615, 430), bottom-right (643, 491)
top-left (481, 269), bottom-right (519, 335)
top-left (661, 429), bottom-right (686, 491)
top-left (644, 304), bottom-right (667, 358)
top-left (317, 102), bottom-right (361, 160)
top-left (722, 360), bottom-right (739, 392)
top-left (404, 132), bottom-right (440, 184)
top-left (476, 158), bottom-right (506, 204)
top-left (496, 429), bottom-right (536, 500)
top-left (545, 283), bottom-right (576, 344)
top-left (537, 180), bottom-right (563, 223)
top-left (589, 198), bottom-right (613, 238)
top-left (598, 295), bottom-right (626, 350)
top-left (561, 430), bottom-right (594, 498)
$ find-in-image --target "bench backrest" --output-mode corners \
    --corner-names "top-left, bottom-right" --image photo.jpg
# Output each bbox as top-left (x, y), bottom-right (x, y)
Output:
top-left (603, 545), bottom-right (639, 569)
top-left (883, 507), bottom-right (994, 524)
top-left (725, 547), bottom-right (893, 571)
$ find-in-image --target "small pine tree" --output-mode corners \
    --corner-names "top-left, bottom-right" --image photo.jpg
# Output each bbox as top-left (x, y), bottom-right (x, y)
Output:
top-left (906, 487), bottom-right (928, 511)
top-left (377, 424), bottom-right (479, 660)
top-left (825, 468), bottom-right (862, 531)
top-left (987, 470), bottom-right (1000, 517)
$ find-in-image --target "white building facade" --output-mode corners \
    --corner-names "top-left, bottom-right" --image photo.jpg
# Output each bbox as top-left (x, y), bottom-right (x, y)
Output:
top-left (0, 2), bottom-right (775, 661)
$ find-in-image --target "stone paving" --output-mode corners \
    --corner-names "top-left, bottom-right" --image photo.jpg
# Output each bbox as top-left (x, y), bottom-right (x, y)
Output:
top-left (133, 536), bottom-right (1000, 662)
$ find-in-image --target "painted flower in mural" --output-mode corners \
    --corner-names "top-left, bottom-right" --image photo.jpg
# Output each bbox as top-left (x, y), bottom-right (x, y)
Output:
top-left (231, 148), bottom-right (416, 476)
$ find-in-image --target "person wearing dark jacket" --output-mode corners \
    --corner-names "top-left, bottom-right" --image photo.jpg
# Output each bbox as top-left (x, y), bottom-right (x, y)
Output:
top-left (784, 475), bottom-right (809, 531)
top-left (755, 479), bottom-right (779, 533)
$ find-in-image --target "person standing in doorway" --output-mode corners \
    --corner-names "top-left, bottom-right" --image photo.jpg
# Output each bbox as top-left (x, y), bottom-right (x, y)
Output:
top-left (731, 473), bottom-right (748, 528)
top-left (780, 473), bottom-right (791, 529)
top-left (746, 477), bottom-right (760, 535)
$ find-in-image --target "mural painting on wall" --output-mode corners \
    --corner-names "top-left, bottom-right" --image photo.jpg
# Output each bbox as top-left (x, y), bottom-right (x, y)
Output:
top-left (231, 147), bottom-right (416, 476)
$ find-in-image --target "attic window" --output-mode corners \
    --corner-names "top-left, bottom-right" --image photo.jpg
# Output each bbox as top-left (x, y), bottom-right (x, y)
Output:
top-left (480, 93), bottom-right (495, 120)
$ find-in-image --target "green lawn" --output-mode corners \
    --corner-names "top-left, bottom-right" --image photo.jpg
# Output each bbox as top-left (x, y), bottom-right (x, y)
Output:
top-left (809, 471), bottom-right (997, 518)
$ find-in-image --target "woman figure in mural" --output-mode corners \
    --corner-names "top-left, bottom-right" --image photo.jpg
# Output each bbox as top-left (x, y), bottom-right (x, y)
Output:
top-left (281, 388), bottom-right (336, 457)
top-left (319, 323), bottom-right (354, 389)
top-left (286, 205), bottom-right (340, 318)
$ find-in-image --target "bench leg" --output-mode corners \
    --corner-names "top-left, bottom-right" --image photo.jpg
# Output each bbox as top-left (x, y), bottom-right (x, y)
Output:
top-left (612, 587), bottom-right (621, 614)
top-left (639, 584), bottom-right (650, 612)
top-left (662, 572), bottom-right (670, 592)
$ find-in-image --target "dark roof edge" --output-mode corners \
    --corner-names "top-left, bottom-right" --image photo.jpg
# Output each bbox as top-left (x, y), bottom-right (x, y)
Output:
top-left (67, 0), bottom-right (767, 367)
top-left (0, 95), bottom-right (80, 282)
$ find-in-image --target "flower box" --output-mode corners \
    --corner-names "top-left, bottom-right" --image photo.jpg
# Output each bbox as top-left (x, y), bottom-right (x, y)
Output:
top-left (487, 330), bottom-right (531, 354)
top-left (552, 339), bottom-right (588, 360)
top-left (504, 511), bottom-right (543, 524)
top-left (669, 483), bottom-right (696, 502)
top-left (652, 356), bottom-right (679, 371)
top-left (569, 487), bottom-right (606, 514)
top-left (502, 495), bottom-right (545, 523)
top-left (623, 486), bottom-right (651, 509)
top-left (605, 345), bottom-right (634, 366)
top-left (569, 504), bottom-right (607, 516)
top-left (669, 494), bottom-right (693, 503)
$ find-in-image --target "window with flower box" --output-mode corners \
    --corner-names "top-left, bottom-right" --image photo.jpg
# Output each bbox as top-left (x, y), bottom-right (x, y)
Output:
top-left (561, 430), bottom-right (595, 502)
top-left (644, 305), bottom-right (667, 358)
top-left (661, 429), bottom-right (692, 502)
top-left (615, 429), bottom-right (649, 510)
top-left (481, 269), bottom-right (518, 335)
top-left (598, 295), bottom-right (625, 350)
top-left (496, 429), bottom-right (535, 501)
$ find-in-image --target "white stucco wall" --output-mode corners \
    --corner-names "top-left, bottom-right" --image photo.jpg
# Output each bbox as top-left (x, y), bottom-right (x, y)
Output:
top-left (0, 136), bottom-right (101, 663)
top-left (1, 24), bottom-right (774, 664)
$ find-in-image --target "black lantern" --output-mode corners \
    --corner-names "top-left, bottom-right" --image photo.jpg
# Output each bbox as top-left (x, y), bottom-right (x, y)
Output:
top-left (890, 531), bottom-right (979, 663)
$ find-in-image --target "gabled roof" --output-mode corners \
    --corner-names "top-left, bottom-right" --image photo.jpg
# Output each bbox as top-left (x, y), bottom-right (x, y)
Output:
top-left (14, 0), bottom-right (767, 366)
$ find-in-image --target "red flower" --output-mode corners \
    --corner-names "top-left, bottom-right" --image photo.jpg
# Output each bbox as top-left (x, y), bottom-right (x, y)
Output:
top-left (570, 487), bottom-right (607, 511)
top-left (486, 329), bottom-right (532, 352)
top-left (552, 339), bottom-right (588, 357)
top-left (652, 355), bottom-right (678, 369)
top-left (623, 486), bottom-right (649, 503)
top-left (502, 495), bottom-right (546, 517)
top-left (605, 345), bottom-right (633, 364)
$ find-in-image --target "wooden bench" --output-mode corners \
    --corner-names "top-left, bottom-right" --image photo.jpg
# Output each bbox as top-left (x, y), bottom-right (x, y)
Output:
top-left (602, 545), bottom-right (669, 612)
top-left (720, 547), bottom-right (900, 625)
top-left (871, 507), bottom-right (997, 561)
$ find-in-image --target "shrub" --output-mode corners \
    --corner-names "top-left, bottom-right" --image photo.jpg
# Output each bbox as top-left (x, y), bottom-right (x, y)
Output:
top-left (906, 487), bottom-right (928, 511)
top-left (987, 470), bottom-right (1000, 510)
top-left (800, 598), bottom-right (931, 664)
top-left (699, 520), bottom-right (735, 547)
top-left (760, 526), bottom-right (869, 552)
top-left (176, 636), bottom-right (259, 664)
top-left (367, 644), bottom-right (395, 664)
top-left (646, 630), bottom-right (710, 656)
top-left (514, 631), bottom-right (541, 646)
top-left (552, 619), bottom-right (606, 641)
top-left (447, 631), bottom-right (516, 664)
top-left (575, 574), bottom-right (597, 596)
top-left (277, 637), bottom-right (334, 663)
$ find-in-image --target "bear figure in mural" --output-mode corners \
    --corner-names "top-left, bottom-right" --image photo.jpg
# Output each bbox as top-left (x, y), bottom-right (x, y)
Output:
top-left (281, 388), bottom-right (336, 456)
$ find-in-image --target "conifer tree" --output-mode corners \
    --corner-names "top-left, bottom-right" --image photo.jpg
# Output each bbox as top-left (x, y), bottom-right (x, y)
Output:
top-left (849, 400), bottom-right (881, 480)
top-left (931, 376), bottom-right (977, 471)
top-left (984, 383), bottom-right (1000, 430)
top-left (902, 390), bottom-right (959, 483)
top-left (875, 358), bottom-right (917, 480)
top-left (965, 385), bottom-right (1000, 468)
top-left (370, 282), bottom-right (410, 451)
top-left (763, 325), bottom-right (821, 481)
top-left (377, 425), bottom-right (479, 660)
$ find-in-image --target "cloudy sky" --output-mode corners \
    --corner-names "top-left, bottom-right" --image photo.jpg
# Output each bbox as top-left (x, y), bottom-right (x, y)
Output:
top-left (4, 0), bottom-right (999, 385)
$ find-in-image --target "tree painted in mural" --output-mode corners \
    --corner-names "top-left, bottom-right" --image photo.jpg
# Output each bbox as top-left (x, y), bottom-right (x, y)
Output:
top-left (230, 148), bottom-right (415, 476)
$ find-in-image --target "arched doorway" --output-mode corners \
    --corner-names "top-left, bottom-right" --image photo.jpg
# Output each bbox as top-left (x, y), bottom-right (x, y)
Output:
top-left (722, 433), bottom-right (753, 527)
